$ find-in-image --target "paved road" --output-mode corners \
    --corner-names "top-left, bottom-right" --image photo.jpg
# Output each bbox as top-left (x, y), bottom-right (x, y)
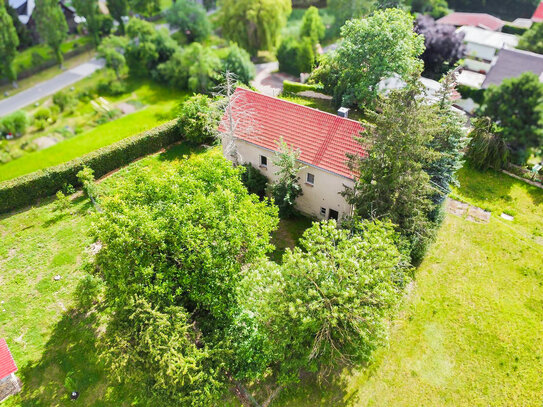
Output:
top-left (0, 58), bottom-right (105, 117)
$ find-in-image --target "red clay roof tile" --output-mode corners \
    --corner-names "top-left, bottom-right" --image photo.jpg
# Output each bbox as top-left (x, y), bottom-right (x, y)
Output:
top-left (0, 338), bottom-right (17, 380)
top-left (220, 88), bottom-right (366, 179)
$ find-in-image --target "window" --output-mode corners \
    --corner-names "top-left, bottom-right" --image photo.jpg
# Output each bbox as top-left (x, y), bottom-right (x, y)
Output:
top-left (260, 155), bottom-right (268, 167)
top-left (320, 207), bottom-right (326, 216)
top-left (328, 209), bottom-right (339, 220)
top-left (306, 173), bottom-right (315, 185)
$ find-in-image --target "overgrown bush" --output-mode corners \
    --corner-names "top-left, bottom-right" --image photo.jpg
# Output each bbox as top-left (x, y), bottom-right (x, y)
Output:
top-left (0, 121), bottom-right (181, 214)
top-left (465, 117), bottom-right (510, 171)
top-left (53, 91), bottom-right (77, 112)
top-left (0, 111), bottom-right (29, 136)
top-left (34, 107), bottom-right (51, 121)
top-left (240, 164), bottom-right (268, 199)
top-left (457, 85), bottom-right (485, 104)
top-left (277, 36), bottom-right (315, 76)
top-left (97, 77), bottom-right (127, 96)
top-left (165, 0), bottom-right (211, 42)
top-left (176, 94), bottom-right (220, 144)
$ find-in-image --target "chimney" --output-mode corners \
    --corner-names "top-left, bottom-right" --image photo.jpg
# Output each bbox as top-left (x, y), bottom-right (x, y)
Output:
top-left (337, 107), bottom-right (350, 118)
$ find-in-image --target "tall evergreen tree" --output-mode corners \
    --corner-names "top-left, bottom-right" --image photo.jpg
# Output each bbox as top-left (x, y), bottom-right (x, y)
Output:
top-left (34, 0), bottom-right (68, 66)
top-left (0, 1), bottom-right (19, 85)
top-left (425, 70), bottom-right (468, 218)
top-left (107, 0), bottom-right (128, 34)
top-left (73, 0), bottom-right (101, 45)
top-left (343, 78), bottom-right (440, 262)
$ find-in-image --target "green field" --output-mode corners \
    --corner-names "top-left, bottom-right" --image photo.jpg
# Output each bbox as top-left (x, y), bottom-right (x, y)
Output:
top-left (1, 159), bottom-right (542, 406)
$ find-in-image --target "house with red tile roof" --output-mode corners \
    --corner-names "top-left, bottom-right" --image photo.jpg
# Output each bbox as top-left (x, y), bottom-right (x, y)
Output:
top-left (533, 2), bottom-right (543, 22)
top-left (437, 12), bottom-right (505, 31)
top-left (0, 338), bottom-right (21, 402)
top-left (219, 88), bottom-right (365, 221)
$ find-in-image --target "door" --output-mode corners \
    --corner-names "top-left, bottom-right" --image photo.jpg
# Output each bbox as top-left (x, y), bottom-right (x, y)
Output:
top-left (328, 209), bottom-right (339, 221)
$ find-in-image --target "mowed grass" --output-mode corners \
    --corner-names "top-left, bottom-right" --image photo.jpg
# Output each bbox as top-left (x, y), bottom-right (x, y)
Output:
top-left (342, 167), bottom-right (543, 406)
top-left (0, 83), bottom-right (187, 182)
top-left (1, 160), bottom-right (542, 406)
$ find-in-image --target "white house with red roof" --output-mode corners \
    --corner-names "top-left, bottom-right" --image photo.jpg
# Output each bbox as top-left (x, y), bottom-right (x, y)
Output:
top-left (220, 88), bottom-right (365, 221)
top-left (0, 338), bottom-right (21, 402)
top-left (437, 12), bottom-right (505, 31)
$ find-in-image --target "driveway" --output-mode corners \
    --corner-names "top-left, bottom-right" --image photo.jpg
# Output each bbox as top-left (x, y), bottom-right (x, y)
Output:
top-left (0, 58), bottom-right (105, 117)
top-left (252, 62), bottom-right (298, 97)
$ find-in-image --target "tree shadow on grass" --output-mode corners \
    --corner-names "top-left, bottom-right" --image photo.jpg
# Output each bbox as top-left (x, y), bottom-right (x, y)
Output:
top-left (156, 142), bottom-right (206, 163)
top-left (13, 277), bottom-right (129, 407)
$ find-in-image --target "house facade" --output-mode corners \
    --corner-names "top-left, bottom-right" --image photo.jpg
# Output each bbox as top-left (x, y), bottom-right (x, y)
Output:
top-left (220, 88), bottom-right (365, 221)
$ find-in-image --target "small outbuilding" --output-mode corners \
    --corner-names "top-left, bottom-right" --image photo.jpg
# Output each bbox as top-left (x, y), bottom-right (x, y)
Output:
top-left (0, 338), bottom-right (21, 402)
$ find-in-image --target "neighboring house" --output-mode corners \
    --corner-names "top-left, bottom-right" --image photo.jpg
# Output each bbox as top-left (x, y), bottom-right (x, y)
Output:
top-left (482, 48), bottom-right (543, 88)
top-left (532, 1), bottom-right (543, 22)
top-left (457, 26), bottom-right (518, 74)
top-left (7, 0), bottom-right (78, 34)
top-left (220, 88), bottom-right (365, 221)
top-left (0, 338), bottom-right (21, 402)
top-left (437, 12), bottom-right (505, 31)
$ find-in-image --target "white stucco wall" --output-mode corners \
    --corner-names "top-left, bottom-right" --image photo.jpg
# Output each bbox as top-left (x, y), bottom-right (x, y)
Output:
top-left (465, 42), bottom-right (496, 62)
top-left (230, 139), bottom-right (354, 220)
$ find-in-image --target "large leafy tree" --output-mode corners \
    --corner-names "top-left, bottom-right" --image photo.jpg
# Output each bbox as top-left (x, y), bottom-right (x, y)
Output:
top-left (222, 43), bottom-right (256, 85)
top-left (217, 0), bottom-right (291, 56)
top-left (465, 117), bottom-right (510, 171)
top-left (157, 42), bottom-right (221, 93)
top-left (0, 1), bottom-right (19, 84)
top-left (94, 153), bottom-right (278, 404)
top-left (518, 22), bottom-right (543, 55)
top-left (410, 0), bottom-right (449, 18)
top-left (343, 79), bottom-right (440, 262)
top-left (165, 0), bottom-right (211, 42)
top-left (300, 6), bottom-right (325, 46)
top-left (106, 0), bottom-right (128, 34)
top-left (480, 72), bottom-right (543, 164)
top-left (128, 0), bottom-right (160, 17)
top-left (239, 219), bottom-right (411, 388)
top-left (73, 0), bottom-right (101, 45)
top-left (97, 35), bottom-right (128, 79)
top-left (34, 0), bottom-right (68, 66)
top-left (414, 15), bottom-right (465, 77)
top-left (312, 8), bottom-right (425, 108)
top-left (125, 18), bottom-right (179, 77)
top-left (328, 0), bottom-right (375, 34)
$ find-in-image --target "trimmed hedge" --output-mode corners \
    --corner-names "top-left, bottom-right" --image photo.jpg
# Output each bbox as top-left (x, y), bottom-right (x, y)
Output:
top-left (502, 24), bottom-right (528, 36)
top-left (0, 121), bottom-right (181, 214)
top-left (457, 84), bottom-right (485, 105)
top-left (283, 80), bottom-right (323, 95)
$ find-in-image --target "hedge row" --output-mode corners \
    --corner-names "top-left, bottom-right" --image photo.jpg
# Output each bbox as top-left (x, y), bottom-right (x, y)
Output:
top-left (283, 80), bottom-right (324, 95)
top-left (456, 84), bottom-right (486, 105)
top-left (0, 120), bottom-right (180, 214)
top-left (502, 24), bottom-right (528, 36)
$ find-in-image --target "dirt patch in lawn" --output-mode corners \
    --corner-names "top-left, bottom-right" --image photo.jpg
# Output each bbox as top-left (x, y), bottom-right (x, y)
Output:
top-left (446, 198), bottom-right (491, 223)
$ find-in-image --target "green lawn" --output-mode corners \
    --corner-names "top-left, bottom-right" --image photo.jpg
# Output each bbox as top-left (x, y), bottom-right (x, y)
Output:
top-left (1, 161), bottom-right (542, 406)
top-left (0, 79), bottom-right (187, 182)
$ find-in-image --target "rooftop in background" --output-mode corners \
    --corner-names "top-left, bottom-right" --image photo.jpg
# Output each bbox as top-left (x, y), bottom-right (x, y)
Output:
top-left (511, 18), bottom-right (533, 29)
top-left (0, 339), bottom-right (18, 380)
top-left (437, 12), bottom-right (505, 31)
top-left (457, 69), bottom-right (486, 89)
top-left (457, 26), bottom-right (519, 49)
top-left (220, 88), bottom-right (365, 179)
top-left (532, 1), bottom-right (543, 22)
top-left (482, 48), bottom-right (543, 88)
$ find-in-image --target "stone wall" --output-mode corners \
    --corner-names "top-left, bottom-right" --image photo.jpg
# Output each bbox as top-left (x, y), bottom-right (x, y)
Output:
top-left (0, 374), bottom-right (22, 402)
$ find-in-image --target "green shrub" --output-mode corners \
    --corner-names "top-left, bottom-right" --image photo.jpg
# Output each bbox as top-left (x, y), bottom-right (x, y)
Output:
top-left (0, 121), bottom-right (181, 214)
top-left (0, 111), bottom-right (29, 136)
top-left (53, 91), bottom-right (77, 112)
top-left (97, 77), bottom-right (127, 96)
top-left (240, 163), bottom-right (268, 199)
top-left (176, 94), bottom-right (220, 144)
top-left (277, 36), bottom-right (315, 76)
top-left (282, 80), bottom-right (323, 95)
top-left (502, 24), bottom-right (527, 35)
top-left (34, 107), bottom-right (51, 121)
top-left (457, 85), bottom-right (485, 105)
